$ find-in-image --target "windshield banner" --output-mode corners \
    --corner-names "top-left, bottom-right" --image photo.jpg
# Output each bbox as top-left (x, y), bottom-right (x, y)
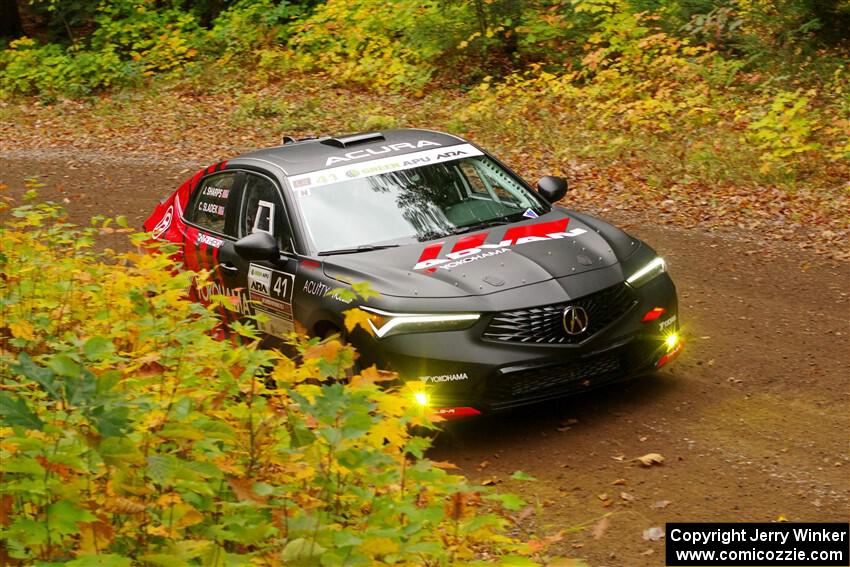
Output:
top-left (288, 143), bottom-right (484, 192)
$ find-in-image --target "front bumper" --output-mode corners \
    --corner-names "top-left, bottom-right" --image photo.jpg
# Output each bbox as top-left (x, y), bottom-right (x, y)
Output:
top-left (352, 273), bottom-right (680, 415)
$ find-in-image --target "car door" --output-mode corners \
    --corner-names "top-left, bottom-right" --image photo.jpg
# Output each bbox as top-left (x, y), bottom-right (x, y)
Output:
top-left (182, 170), bottom-right (252, 323)
top-left (217, 171), bottom-right (299, 341)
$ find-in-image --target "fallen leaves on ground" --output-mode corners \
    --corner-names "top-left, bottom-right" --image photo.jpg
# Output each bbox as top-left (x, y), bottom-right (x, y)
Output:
top-left (636, 453), bottom-right (665, 467)
top-left (591, 516), bottom-right (610, 540)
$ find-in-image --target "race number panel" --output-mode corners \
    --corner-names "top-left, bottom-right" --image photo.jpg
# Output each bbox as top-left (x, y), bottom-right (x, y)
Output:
top-left (248, 264), bottom-right (295, 337)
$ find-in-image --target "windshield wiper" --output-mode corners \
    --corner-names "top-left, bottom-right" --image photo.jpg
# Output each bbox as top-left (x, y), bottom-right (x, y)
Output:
top-left (447, 218), bottom-right (512, 236)
top-left (318, 244), bottom-right (401, 256)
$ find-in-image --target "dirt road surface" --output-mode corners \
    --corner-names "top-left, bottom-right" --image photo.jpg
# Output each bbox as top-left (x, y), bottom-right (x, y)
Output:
top-left (2, 151), bottom-right (848, 566)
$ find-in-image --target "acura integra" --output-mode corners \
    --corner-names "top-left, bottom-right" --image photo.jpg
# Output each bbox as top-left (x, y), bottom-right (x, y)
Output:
top-left (144, 129), bottom-right (682, 418)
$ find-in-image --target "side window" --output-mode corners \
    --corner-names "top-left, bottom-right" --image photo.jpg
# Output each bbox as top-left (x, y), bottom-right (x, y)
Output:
top-left (463, 159), bottom-right (523, 206)
top-left (250, 200), bottom-right (275, 235)
top-left (189, 172), bottom-right (237, 234)
top-left (240, 174), bottom-right (293, 252)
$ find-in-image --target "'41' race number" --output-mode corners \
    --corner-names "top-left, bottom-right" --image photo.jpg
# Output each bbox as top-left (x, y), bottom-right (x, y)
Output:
top-left (271, 273), bottom-right (289, 300)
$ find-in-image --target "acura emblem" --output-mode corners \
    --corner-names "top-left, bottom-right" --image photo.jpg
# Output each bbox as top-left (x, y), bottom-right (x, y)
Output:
top-left (562, 305), bottom-right (590, 335)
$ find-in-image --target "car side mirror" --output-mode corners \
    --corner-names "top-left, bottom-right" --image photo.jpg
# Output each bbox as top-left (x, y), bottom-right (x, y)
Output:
top-left (234, 231), bottom-right (279, 261)
top-left (537, 176), bottom-right (568, 203)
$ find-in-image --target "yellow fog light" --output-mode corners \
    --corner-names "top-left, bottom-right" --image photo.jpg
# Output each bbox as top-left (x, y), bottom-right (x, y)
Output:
top-left (414, 392), bottom-right (430, 407)
top-left (665, 333), bottom-right (680, 351)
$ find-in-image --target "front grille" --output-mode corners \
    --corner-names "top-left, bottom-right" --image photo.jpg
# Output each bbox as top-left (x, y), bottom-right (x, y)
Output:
top-left (483, 283), bottom-right (636, 344)
top-left (508, 355), bottom-right (621, 397)
top-left (484, 351), bottom-right (626, 411)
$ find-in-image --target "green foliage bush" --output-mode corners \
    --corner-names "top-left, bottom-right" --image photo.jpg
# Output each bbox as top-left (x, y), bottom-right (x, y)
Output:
top-left (287, 0), bottom-right (449, 92)
top-left (0, 38), bottom-right (130, 97)
top-left (0, 0), bottom-right (203, 97)
top-left (0, 0), bottom-right (305, 97)
top-left (89, 0), bottom-right (204, 75)
top-left (284, 0), bottom-right (531, 90)
top-left (209, 0), bottom-right (305, 60)
top-left (0, 200), bottom-right (541, 564)
top-left (457, 0), bottom-right (846, 186)
top-left (2, 0), bottom-right (846, 98)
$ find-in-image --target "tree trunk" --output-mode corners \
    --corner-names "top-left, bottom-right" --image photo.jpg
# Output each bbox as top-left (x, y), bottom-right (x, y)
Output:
top-left (0, 0), bottom-right (24, 39)
top-left (495, 0), bottom-right (522, 60)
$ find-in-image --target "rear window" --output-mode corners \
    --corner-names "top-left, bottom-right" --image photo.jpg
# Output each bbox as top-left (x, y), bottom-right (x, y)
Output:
top-left (189, 172), bottom-right (237, 234)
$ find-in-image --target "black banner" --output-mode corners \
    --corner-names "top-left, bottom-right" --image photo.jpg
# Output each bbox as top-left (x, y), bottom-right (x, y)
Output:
top-left (666, 523), bottom-right (849, 566)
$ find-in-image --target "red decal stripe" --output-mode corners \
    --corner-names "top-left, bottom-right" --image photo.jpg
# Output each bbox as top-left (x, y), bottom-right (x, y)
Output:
top-left (203, 242), bottom-right (215, 272)
top-left (183, 226), bottom-right (199, 270)
top-left (503, 218), bottom-right (568, 242)
top-left (417, 242), bottom-right (444, 264)
top-left (302, 259), bottom-right (321, 270)
top-left (434, 407), bottom-right (481, 420)
top-left (198, 241), bottom-right (209, 271)
top-left (189, 169), bottom-right (205, 192)
top-left (211, 242), bottom-right (220, 269)
top-left (451, 232), bottom-right (488, 253)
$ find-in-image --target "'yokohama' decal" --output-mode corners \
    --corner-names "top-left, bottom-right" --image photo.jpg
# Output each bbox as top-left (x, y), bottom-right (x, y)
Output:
top-left (413, 218), bottom-right (587, 271)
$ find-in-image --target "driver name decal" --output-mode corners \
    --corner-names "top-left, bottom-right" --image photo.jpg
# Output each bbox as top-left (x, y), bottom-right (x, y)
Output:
top-left (414, 218), bottom-right (588, 271)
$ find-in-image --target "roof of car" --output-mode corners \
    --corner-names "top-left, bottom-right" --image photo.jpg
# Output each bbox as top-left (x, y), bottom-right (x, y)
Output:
top-left (232, 128), bottom-right (467, 176)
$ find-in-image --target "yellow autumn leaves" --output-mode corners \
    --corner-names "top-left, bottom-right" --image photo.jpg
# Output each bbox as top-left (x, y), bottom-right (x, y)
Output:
top-left (1, 201), bottom-right (544, 564)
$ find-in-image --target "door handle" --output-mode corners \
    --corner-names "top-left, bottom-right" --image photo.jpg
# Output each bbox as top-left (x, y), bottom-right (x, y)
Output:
top-left (219, 262), bottom-right (239, 275)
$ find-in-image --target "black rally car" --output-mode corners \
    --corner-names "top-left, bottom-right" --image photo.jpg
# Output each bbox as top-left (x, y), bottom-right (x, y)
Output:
top-left (144, 129), bottom-right (682, 418)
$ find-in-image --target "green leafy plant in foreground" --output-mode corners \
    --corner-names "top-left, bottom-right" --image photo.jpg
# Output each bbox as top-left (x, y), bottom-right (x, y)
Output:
top-left (0, 201), bottom-right (554, 565)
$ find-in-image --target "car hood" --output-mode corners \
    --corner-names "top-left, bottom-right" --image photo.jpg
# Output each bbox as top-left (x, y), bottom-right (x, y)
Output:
top-left (322, 210), bottom-right (626, 298)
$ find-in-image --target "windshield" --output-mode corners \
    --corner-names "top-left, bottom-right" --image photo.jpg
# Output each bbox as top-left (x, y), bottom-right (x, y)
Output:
top-left (289, 147), bottom-right (548, 253)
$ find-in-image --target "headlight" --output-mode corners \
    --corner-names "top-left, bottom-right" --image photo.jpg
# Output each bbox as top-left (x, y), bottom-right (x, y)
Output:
top-left (360, 307), bottom-right (480, 338)
top-left (413, 391), bottom-right (430, 407)
top-left (626, 257), bottom-right (666, 287)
